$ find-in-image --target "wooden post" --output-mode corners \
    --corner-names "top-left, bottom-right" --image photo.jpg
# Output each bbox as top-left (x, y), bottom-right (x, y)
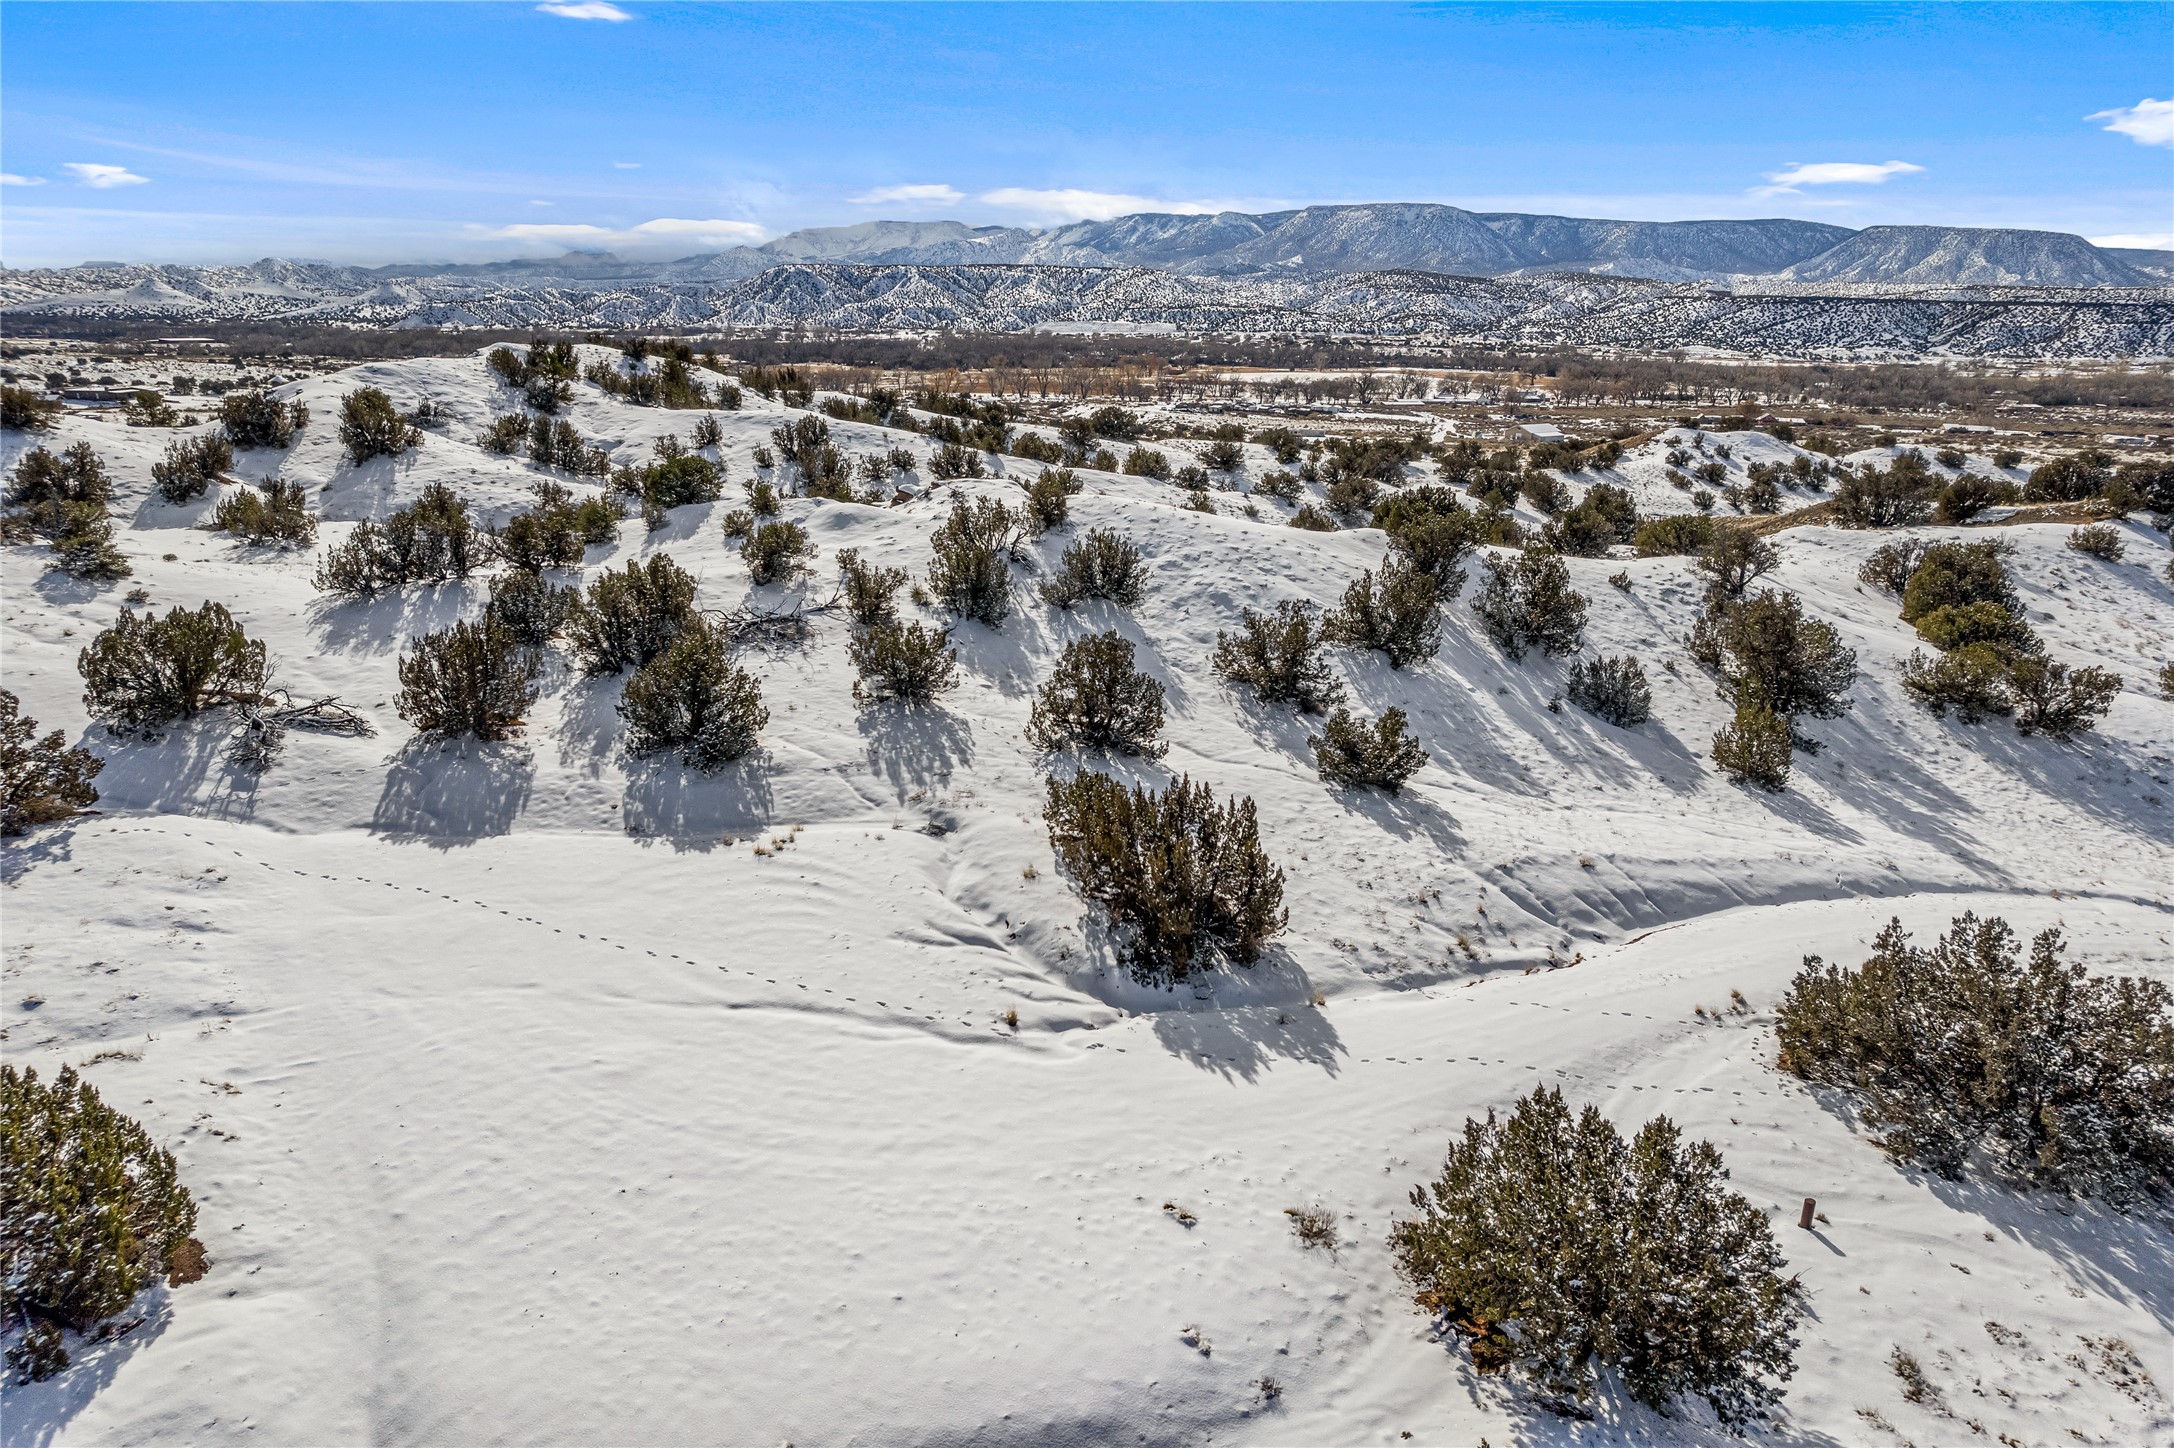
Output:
top-left (1798, 1197), bottom-right (1816, 1230)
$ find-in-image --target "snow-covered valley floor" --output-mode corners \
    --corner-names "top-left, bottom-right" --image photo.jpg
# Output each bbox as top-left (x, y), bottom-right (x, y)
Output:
top-left (4, 353), bottom-right (2172, 1446)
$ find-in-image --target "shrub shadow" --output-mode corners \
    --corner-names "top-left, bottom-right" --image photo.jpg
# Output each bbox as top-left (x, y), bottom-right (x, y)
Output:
top-left (69, 715), bottom-right (262, 824)
top-left (0, 1294), bottom-right (176, 1448)
top-left (307, 581), bottom-right (482, 658)
top-left (369, 737), bottom-right (534, 846)
top-left (858, 704), bottom-right (975, 801)
top-left (621, 754), bottom-right (776, 850)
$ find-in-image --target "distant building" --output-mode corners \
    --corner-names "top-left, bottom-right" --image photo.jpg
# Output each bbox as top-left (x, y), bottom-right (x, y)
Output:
top-left (1517, 422), bottom-right (1566, 442)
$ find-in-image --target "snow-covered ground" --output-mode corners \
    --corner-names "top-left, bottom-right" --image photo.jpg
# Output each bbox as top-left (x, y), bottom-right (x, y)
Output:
top-left (5, 350), bottom-right (2171, 1446)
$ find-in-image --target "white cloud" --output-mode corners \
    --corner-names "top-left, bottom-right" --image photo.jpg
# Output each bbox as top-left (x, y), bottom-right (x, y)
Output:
top-left (479, 217), bottom-right (768, 252)
top-left (0, 173), bottom-right (46, 187)
top-left (536, 2), bottom-right (631, 19)
top-left (63, 162), bottom-right (149, 189)
top-left (850, 184), bottom-right (965, 208)
top-left (612, 161), bottom-right (642, 170)
top-left (2089, 97), bottom-right (2174, 148)
top-left (1749, 160), bottom-right (1922, 198)
top-left (978, 188), bottom-right (1217, 223)
top-left (2089, 231), bottom-right (2174, 251)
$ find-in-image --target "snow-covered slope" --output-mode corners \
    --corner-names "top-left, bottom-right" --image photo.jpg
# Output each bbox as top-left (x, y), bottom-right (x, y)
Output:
top-left (1777, 226), bottom-right (2157, 288)
top-left (4, 354), bottom-right (2171, 1446)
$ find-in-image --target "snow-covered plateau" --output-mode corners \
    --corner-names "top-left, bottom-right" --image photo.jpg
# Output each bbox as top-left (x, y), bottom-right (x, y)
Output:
top-left (4, 350), bottom-right (2171, 1447)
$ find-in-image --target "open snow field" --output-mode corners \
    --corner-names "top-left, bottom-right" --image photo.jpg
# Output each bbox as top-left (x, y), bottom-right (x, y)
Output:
top-left (4, 352), bottom-right (2172, 1446)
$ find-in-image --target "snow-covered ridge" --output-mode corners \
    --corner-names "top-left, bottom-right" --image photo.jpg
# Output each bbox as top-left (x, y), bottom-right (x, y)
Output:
top-left (6, 260), bottom-right (2171, 358)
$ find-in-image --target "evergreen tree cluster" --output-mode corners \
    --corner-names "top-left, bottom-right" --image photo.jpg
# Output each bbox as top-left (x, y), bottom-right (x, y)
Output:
top-left (315, 483), bottom-right (480, 597)
top-left (1777, 913), bottom-right (2174, 1204)
top-left (1689, 588), bottom-right (1856, 788)
top-left (1876, 541), bottom-right (2123, 738)
top-left (1025, 632), bottom-right (1166, 758)
top-left (1043, 771), bottom-right (1286, 981)
top-left (216, 389), bottom-right (310, 450)
top-left (2, 442), bottom-right (131, 582)
top-left (2, 1065), bottom-right (205, 1381)
top-left (152, 434), bottom-right (234, 505)
top-left (1, 690), bottom-right (104, 835)
top-left (1389, 1086), bottom-right (1800, 1426)
top-left (337, 387), bottom-right (424, 465)
top-left (1212, 600), bottom-right (1345, 713)
top-left (927, 497), bottom-right (1020, 626)
top-left (208, 480), bottom-right (317, 548)
top-left (1472, 551), bottom-right (1587, 660)
top-left (78, 601), bottom-right (270, 733)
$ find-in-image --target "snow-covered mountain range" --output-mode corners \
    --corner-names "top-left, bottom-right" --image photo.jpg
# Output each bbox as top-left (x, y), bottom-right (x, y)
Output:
top-left (6, 258), bottom-right (2170, 359)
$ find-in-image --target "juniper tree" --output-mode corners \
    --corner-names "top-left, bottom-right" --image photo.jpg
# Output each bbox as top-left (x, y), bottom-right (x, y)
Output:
top-left (207, 481), bottom-right (315, 548)
top-left (1687, 590), bottom-right (1855, 736)
top-left (216, 390), bottom-right (308, 450)
top-left (1, 690), bottom-right (103, 835)
top-left (1212, 599), bottom-right (1344, 713)
top-left (835, 548), bottom-right (908, 628)
top-left (0, 384), bottom-right (60, 432)
top-left (1565, 655), bottom-right (1652, 726)
top-left (565, 554), bottom-right (700, 674)
top-left (78, 602), bottom-right (269, 731)
top-left (1695, 528), bottom-right (1780, 602)
top-left (480, 569), bottom-right (574, 648)
top-left (619, 620), bottom-right (768, 769)
top-left (1900, 645), bottom-right (2015, 724)
top-left (1024, 632), bottom-right (1167, 758)
top-left (1832, 454), bottom-right (1936, 528)
top-left (1389, 1086), bottom-right (1800, 1425)
top-left (1023, 467), bottom-right (1079, 532)
top-left (1288, 504), bottom-right (1340, 532)
top-left (1039, 529), bottom-right (1144, 609)
top-left (1121, 446), bottom-right (1172, 481)
top-left (928, 497), bottom-right (1017, 626)
top-left (337, 387), bottom-right (422, 465)
top-left (1711, 693), bottom-right (1793, 791)
top-left (6, 443), bottom-right (112, 510)
top-left (313, 484), bottom-right (479, 596)
top-left (1042, 771), bottom-right (1286, 980)
top-left (1323, 561), bottom-right (1442, 669)
top-left (1, 1064), bottom-right (202, 1367)
top-left (1309, 707), bottom-right (1427, 793)
top-left (1777, 913), bottom-right (2173, 1202)
top-left (2006, 656), bottom-right (2122, 739)
top-left (741, 519), bottom-right (813, 586)
top-left (152, 435), bottom-right (234, 504)
top-left (1472, 551), bottom-right (1587, 661)
top-left (394, 617), bottom-right (538, 740)
top-left (849, 621), bottom-right (959, 706)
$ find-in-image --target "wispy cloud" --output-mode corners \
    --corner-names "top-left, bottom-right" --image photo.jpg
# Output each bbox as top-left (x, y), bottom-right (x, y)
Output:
top-left (0, 173), bottom-right (47, 187)
top-left (537, 2), bottom-right (631, 20)
top-left (612, 161), bottom-right (642, 170)
top-left (851, 184), bottom-right (964, 208)
top-left (2089, 97), bottom-right (2174, 148)
top-left (64, 162), bottom-right (149, 189)
top-left (978, 188), bottom-right (1218, 223)
top-left (477, 216), bottom-right (767, 252)
top-left (2089, 230), bottom-right (2174, 251)
top-left (1749, 160), bottom-right (1922, 199)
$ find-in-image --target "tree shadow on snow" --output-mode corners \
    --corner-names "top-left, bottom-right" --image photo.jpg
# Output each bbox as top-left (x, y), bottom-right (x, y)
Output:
top-left (1451, 1361), bottom-right (1849, 1448)
top-left (307, 581), bottom-right (481, 658)
top-left (1919, 1163), bottom-right (2174, 1335)
top-left (29, 568), bottom-right (116, 608)
top-left (621, 754), bottom-right (775, 850)
top-left (0, 1294), bottom-right (177, 1448)
top-left (859, 704), bottom-right (975, 801)
top-left (0, 820), bottom-right (83, 887)
top-left (550, 668), bottom-right (626, 774)
top-left (70, 715), bottom-right (264, 824)
top-left (1804, 714), bottom-right (2005, 875)
top-left (1967, 722), bottom-right (2174, 848)
top-left (369, 738), bottom-right (533, 846)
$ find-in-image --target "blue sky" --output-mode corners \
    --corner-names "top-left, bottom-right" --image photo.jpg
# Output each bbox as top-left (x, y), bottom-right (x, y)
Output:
top-left (3, 2), bottom-right (2169, 268)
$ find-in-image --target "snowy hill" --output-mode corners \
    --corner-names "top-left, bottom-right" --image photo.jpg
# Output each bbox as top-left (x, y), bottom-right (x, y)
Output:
top-left (3, 353), bottom-right (2172, 1445)
top-left (1776, 225), bottom-right (2159, 288)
